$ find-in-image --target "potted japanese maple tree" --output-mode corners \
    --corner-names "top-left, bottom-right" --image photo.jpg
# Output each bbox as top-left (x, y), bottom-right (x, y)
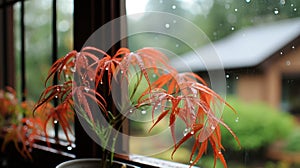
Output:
top-left (34, 46), bottom-right (239, 168)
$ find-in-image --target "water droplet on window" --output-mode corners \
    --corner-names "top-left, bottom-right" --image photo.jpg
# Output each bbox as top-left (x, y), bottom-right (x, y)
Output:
top-left (274, 8), bottom-right (279, 15)
top-left (280, 51), bottom-right (284, 55)
top-left (173, 20), bottom-right (177, 24)
top-left (211, 126), bottom-right (216, 130)
top-left (165, 23), bottom-right (170, 29)
top-left (236, 76), bottom-right (239, 80)
top-left (55, 95), bottom-right (58, 99)
top-left (172, 5), bottom-right (176, 10)
top-left (56, 88), bottom-right (60, 92)
top-left (121, 70), bottom-right (124, 74)
top-left (105, 67), bottom-right (109, 70)
top-left (152, 74), bottom-right (156, 78)
top-left (189, 160), bottom-right (193, 164)
top-left (226, 74), bottom-right (230, 78)
top-left (141, 110), bottom-right (147, 115)
top-left (190, 131), bottom-right (194, 135)
top-left (100, 81), bottom-right (103, 84)
top-left (235, 117), bottom-right (239, 122)
top-left (175, 44), bottom-right (179, 48)
top-left (292, 46), bottom-right (295, 49)
top-left (245, 0), bottom-right (251, 3)
top-left (67, 146), bottom-right (72, 150)
top-left (280, 0), bottom-right (286, 5)
top-left (231, 26), bottom-right (235, 31)
top-left (225, 4), bottom-right (230, 10)
top-left (227, 85), bottom-right (230, 89)
top-left (286, 60), bottom-right (291, 66)
top-left (218, 151), bottom-right (222, 154)
top-left (294, 8), bottom-right (297, 11)
top-left (291, 4), bottom-right (294, 7)
top-left (234, 8), bottom-right (238, 12)
top-left (54, 120), bottom-right (58, 124)
top-left (129, 109), bottom-right (133, 113)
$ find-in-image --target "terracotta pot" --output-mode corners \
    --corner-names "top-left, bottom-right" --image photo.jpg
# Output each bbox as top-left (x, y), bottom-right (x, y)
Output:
top-left (56, 158), bottom-right (140, 168)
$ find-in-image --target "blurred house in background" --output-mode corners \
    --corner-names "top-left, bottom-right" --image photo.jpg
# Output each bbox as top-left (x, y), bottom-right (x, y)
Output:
top-left (172, 18), bottom-right (300, 116)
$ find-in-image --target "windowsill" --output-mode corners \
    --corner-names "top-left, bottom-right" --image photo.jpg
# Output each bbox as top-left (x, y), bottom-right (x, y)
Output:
top-left (117, 154), bottom-right (200, 168)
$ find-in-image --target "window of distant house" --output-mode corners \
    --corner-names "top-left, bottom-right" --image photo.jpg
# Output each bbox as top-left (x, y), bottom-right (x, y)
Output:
top-left (126, 0), bottom-right (300, 167)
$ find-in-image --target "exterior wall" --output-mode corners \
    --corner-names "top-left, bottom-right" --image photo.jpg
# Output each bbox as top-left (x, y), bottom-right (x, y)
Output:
top-left (235, 45), bottom-right (300, 109)
top-left (236, 74), bottom-right (265, 103)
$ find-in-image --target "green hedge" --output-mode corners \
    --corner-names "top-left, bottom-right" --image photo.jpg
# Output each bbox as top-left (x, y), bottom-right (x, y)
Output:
top-left (220, 96), bottom-right (295, 151)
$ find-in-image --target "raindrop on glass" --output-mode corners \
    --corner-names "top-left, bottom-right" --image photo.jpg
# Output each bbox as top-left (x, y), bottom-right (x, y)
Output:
top-left (231, 26), bottom-right (235, 31)
top-left (175, 44), bottom-right (179, 48)
top-left (234, 8), bottom-right (238, 12)
top-left (280, 0), bottom-right (286, 5)
top-left (286, 60), bottom-right (291, 66)
top-left (291, 4), bottom-right (294, 7)
top-left (190, 131), bottom-right (194, 135)
top-left (55, 95), bottom-right (58, 99)
top-left (211, 126), bottom-right (216, 130)
top-left (105, 67), bottom-right (109, 70)
top-left (129, 109), bottom-right (133, 113)
top-left (152, 74), bottom-right (157, 78)
top-left (141, 110), bottom-right (147, 115)
top-left (165, 23), bottom-right (170, 29)
top-left (280, 51), bottom-right (284, 55)
top-left (245, 0), bottom-right (251, 3)
top-left (67, 146), bottom-right (72, 151)
top-left (173, 20), bottom-right (177, 24)
top-left (235, 117), bottom-right (239, 122)
top-left (54, 120), bottom-right (58, 124)
top-left (274, 8), bottom-right (279, 15)
top-left (226, 74), bottom-right (230, 78)
top-left (225, 4), bottom-right (230, 10)
top-left (236, 76), bottom-right (239, 80)
top-left (294, 8), bottom-right (297, 12)
top-left (172, 5), bottom-right (176, 10)
top-left (100, 81), bottom-right (103, 84)
top-left (292, 46), bottom-right (295, 49)
top-left (121, 70), bottom-right (124, 74)
top-left (190, 160), bottom-right (193, 164)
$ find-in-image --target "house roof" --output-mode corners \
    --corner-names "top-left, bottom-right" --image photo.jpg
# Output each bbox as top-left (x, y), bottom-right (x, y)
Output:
top-left (170, 17), bottom-right (300, 71)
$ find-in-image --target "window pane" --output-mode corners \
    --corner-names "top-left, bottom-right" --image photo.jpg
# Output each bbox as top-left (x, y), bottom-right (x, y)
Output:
top-left (14, 0), bottom-right (74, 142)
top-left (126, 0), bottom-right (300, 167)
